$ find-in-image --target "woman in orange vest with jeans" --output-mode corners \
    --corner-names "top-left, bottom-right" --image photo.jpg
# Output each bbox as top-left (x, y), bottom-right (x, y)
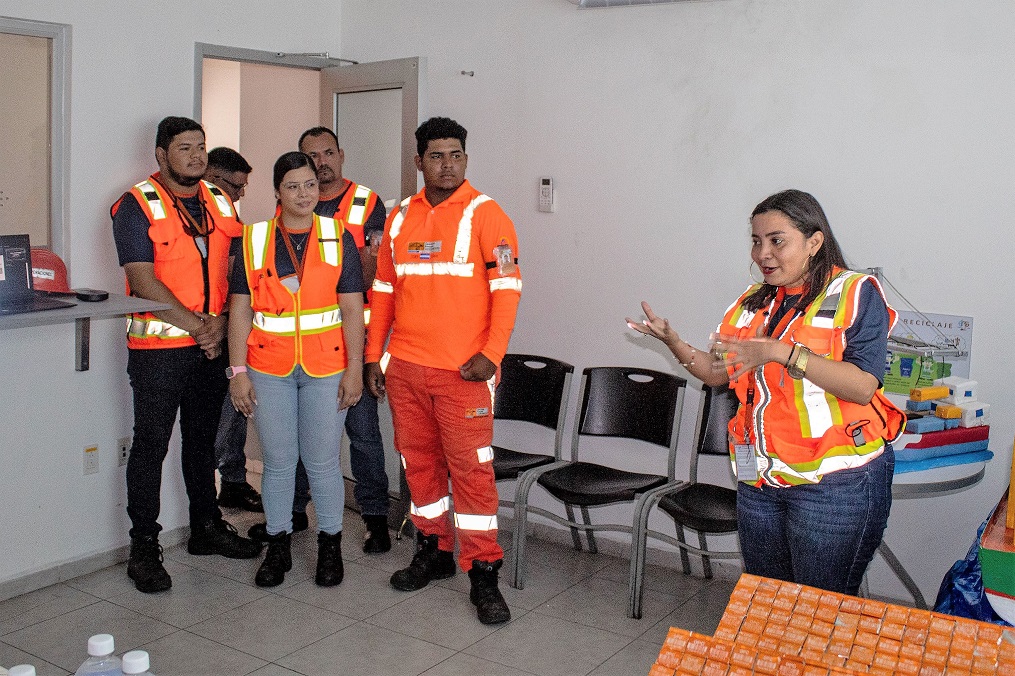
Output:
top-left (627, 189), bottom-right (905, 595)
top-left (226, 151), bottom-right (365, 588)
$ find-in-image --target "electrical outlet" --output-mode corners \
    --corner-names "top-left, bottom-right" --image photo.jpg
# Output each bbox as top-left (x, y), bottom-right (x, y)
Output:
top-left (118, 437), bottom-right (131, 467)
top-left (83, 444), bottom-right (99, 475)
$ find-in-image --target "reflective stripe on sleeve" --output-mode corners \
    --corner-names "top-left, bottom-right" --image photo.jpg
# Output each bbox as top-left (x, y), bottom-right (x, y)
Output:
top-left (411, 496), bottom-right (450, 520)
top-left (454, 513), bottom-right (498, 531)
top-left (477, 446), bottom-right (494, 463)
top-left (489, 277), bottom-right (522, 292)
top-left (126, 317), bottom-right (189, 338)
top-left (379, 351), bottom-right (392, 374)
top-left (372, 279), bottom-right (394, 294)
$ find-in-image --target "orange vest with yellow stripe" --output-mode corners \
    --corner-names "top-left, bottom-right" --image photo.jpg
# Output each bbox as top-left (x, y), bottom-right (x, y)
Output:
top-left (115, 175), bottom-right (238, 349)
top-left (717, 269), bottom-right (906, 486)
top-left (242, 215), bottom-right (349, 377)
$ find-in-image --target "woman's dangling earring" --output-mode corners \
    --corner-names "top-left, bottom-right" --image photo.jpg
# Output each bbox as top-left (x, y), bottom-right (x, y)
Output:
top-left (749, 261), bottom-right (765, 284)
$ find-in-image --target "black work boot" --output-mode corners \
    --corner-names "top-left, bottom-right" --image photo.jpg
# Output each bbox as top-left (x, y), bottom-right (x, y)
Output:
top-left (390, 532), bottom-right (456, 591)
top-left (315, 531), bottom-right (344, 587)
top-left (217, 481), bottom-right (263, 512)
top-left (362, 514), bottom-right (391, 554)
top-left (248, 511), bottom-right (308, 542)
top-left (469, 559), bottom-right (511, 625)
top-left (255, 531), bottom-right (292, 587)
top-left (127, 535), bottom-right (172, 594)
top-left (188, 518), bottom-right (262, 558)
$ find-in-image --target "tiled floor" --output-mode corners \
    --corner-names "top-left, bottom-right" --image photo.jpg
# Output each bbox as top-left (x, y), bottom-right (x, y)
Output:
top-left (0, 506), bottom-right (737, 676)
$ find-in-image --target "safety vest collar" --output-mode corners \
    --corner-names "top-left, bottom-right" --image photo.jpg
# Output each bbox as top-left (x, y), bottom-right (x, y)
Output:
top-left (134, 175), bottom-right (234, 223)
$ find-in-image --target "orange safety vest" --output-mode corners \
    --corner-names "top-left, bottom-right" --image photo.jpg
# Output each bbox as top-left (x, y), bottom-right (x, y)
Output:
top-left (716, 269), bottom-right (906, 486)
top-left (242, 215), bottom-right (349, 377)
top-left (113, 175), bottom-right (238, 349)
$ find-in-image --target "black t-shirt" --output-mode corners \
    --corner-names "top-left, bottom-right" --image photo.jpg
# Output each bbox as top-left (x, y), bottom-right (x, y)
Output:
top-left (112, 192), bottom-right (208, 265)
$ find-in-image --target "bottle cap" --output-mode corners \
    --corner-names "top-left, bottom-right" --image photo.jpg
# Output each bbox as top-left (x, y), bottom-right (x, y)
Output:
top-left (122, 649), bottom-right (150, 674)
top-left (87, 633), bottom-right (115, 656)
top-left (9, 665), bottom-right (38, 676)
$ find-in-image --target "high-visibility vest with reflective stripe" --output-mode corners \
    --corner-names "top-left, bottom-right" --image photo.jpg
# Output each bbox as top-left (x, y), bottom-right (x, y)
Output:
top-left (717, 269), bottom-right (906, 487)
top-left (242, 215), bottom-right (349, 377)
top-left (113, 175), bottom-right (237, 349)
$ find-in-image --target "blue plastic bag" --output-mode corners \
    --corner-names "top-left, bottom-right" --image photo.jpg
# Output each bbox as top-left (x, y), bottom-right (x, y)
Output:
top-left (933, 515), bottom-right (1011, 625)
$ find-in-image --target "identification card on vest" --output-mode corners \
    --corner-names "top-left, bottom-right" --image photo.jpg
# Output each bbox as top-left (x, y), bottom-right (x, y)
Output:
top-left (734, 444), bottom-right (759, 483)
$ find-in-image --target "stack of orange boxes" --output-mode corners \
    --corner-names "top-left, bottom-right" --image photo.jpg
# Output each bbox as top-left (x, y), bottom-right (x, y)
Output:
top-left (650, 574), bottom-right (1015, 675)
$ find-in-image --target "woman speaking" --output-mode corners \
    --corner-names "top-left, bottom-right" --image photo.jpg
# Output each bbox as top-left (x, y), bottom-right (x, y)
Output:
top-left (627, 189), bottom-right (905, 595)
top-left (227, 151), bottom-right (364, 588)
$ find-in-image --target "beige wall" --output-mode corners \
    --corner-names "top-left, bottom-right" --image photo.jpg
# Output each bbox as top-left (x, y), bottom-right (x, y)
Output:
top-left (0, 32), bottom-right (50, 246)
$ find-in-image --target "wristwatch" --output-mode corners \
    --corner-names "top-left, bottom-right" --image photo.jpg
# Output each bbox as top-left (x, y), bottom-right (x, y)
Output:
top-left (787, 346), bottom-right (809, 380)
top-left (225, 365), bottom-right (247, 379)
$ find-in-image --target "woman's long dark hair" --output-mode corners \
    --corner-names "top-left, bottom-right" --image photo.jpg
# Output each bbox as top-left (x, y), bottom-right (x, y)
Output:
top-left (743, 189), bottom-right (848, 312)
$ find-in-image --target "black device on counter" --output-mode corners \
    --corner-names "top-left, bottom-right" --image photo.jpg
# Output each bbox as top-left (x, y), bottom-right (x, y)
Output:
top-left (74, 288), bottom-right (109, 302)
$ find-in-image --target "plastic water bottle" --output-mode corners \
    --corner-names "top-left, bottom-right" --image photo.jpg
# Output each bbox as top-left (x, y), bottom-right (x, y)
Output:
top-left (9, 666), bottom-right (37, 676)
top-left (74, 634), bottom-right (123, 676)
top-left (121, 650), bottom-right (153, 676)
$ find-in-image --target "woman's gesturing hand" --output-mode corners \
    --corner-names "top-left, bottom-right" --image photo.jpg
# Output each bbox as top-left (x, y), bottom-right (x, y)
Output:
top-left (625, 301), bottom-right (680, 348)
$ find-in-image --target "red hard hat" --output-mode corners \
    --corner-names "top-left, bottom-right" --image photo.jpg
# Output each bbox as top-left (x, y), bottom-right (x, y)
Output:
top-left (31, 247), bottom-right (73, 293)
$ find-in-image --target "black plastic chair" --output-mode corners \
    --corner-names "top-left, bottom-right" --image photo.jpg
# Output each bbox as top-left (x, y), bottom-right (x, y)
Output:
top-left (492, 354), bottom-right (575, 507)
top-left (511, 366), bottom-right (687, 599)
top-left (628, 383), bottom-right (740, 618)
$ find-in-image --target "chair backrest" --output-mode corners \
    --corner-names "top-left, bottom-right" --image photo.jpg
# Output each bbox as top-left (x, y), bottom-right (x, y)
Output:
top-left (690, 383), bottom-right (739, 482)
top-left (495, 354), bottom-right (575, 428)
top-left (571, 366), bottom-right (687, 477)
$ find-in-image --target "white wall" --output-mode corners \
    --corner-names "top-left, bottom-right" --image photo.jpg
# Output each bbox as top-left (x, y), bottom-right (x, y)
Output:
top-left (340, 0), bottom-right (1015, 603)
top-left (0, 0), bottom-right (341, 594)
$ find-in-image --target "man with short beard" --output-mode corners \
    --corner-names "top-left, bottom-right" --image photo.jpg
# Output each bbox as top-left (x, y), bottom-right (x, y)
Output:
top-left (111, 117), bottom-right (261, 594)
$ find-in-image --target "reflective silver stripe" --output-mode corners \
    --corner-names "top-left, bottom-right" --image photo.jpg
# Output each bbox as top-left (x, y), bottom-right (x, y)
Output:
top-left (126, 317), bottom-right (189, 338)
top-left (379, 351), bottom-right (392, 374)
top-left (477, 446), bottom-right (494, 463)
top-left (394, 262), bottom-right (475, 277)
top-left (400, 454), bottom-right (407, 469)
top-left (453, 195), bottom-right (492, 263)
top-left (205, 181), bottom-right (234, 218)
top-left (135, 181), bottom-right (167, 220)
top-left (454, 513), bottom-right (498, 531)
top-left (318, 216), bottom-right (340, 266)
top-left (372, 280), bottom-right (394, 293)
top-left (410, 496), bottom-right (450, 519)
top-left (253, 308), bottom-right (342, 334)
top-left (249, 221), bottom-right (270, 270)
top-left (346, 184), bottom-right (373, 225)
top-left (388, 197), bottom-right (412, 244)
top-left (363, 307), bottom-right (371, 325)
top-left (489, 277), bottom-right (522, 292)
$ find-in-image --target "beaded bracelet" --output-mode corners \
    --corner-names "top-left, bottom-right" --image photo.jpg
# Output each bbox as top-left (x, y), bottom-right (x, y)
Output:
top-left (678, 345), bottom-right (696, 369)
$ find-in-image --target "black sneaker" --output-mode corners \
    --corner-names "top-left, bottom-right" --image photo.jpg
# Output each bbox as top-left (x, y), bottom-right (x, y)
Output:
top-left (362, 514), bottom-right (391, 554)
top-left (217, 481), bottom-right (263, 512)
top-left (248, 512), bottom-right (309, 542)
top-left (390, 532), bottom-right (456, 591)
top-left (188, 518), bottom-right (262, 558)
top-left (127, 535), bottom-right (172, 594)
top-left (468, 559), bottom-right (511, 625)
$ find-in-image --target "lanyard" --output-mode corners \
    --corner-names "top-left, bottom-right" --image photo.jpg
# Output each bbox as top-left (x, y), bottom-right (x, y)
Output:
top-left (743, 286), bottom-right (801, 444)
top-left (277, 217), bottom-right (312, 284)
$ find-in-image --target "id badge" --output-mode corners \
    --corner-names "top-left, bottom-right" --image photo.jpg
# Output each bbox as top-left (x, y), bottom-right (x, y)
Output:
top-left (493, 241), bottom-right (517, 275)
top-left (734, 444), bottom-right (758, 483)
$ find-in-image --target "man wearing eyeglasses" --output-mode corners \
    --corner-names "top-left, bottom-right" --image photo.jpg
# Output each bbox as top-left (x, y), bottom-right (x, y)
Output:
top-left (201, 148), bottom-right (263, 515)
top-left (111, 117), bottom-right (262, 594)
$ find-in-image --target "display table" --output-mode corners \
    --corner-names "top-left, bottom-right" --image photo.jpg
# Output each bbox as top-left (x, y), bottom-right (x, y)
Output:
top-left (879, 460), bottom-right (988, 609)
top-left (0, 294), bottom-right (169, 370)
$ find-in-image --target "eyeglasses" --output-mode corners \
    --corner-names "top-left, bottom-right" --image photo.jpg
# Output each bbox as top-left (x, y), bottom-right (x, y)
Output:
top-left (281, 179), bottom-right (319, 193)
top-left (218, 176), bottom-right (247, 193)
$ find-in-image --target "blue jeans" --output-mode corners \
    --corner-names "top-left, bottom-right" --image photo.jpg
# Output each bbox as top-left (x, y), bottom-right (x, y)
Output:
top-left (214, 397), bottom-right (248, 484)
top-left (736, 447), bottom-right (894, 595)
top-left (288, 392), bottom-right (390, 516)
top-left (249, 366), bottom-right (347, 535)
